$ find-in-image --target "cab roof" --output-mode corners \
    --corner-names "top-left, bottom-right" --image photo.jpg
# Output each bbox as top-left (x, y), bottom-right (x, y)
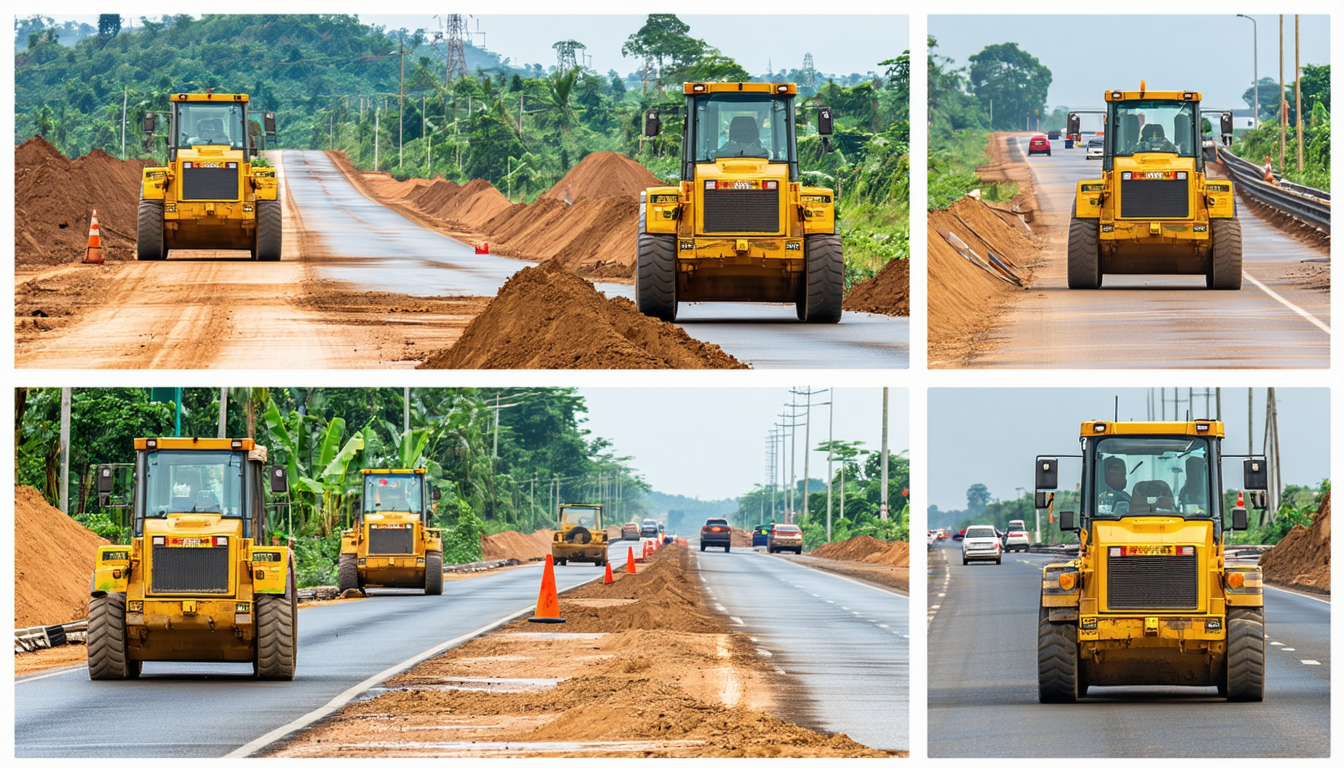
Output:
top-left (1104, 88), bottom-right (1201, 102)
top-left (1079, 420), bottom-right (1224, 438)
top-left (360, 468), bottom-right (426, 475)
top-left (136, 437), bottom-right (255, 450)
top-left (172, 93), bottom-right (249, 102)
top-left (684, 82), bottom-right (796, 95)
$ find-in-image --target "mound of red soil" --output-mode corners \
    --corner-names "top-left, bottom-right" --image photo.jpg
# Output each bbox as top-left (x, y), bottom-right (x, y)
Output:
top-left (540, 151), bottom-right (662, 204)
top-left (419, 260), bottom-right (746, 369)
top-left (14, 136), bottom-right (152, 268)
top-left (843, 257), bottom-right (910, 316)
top-left (480, 529), bottom-right (555, 562)
top-left (1259, 492), bottom-right (1331, 594)
top-left (15, 485), bottom-right (110, 627)
top-left (546, 545), bottom-right (719, 633)
top-left (811, 535), bottom-right (910, 567)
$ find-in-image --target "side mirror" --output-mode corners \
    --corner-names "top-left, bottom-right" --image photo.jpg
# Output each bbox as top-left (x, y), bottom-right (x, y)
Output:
top-left (817, 106), bottom-right (833, 136)
top-left (1034, 490), bottom-right (1051, 509)
top-left (822, 136), bottom-right (833, 153)
top-left (1067, 113), bottom-right (1080, 136)
top-left (1243, 458), bottom-right (1269, 491)
top-left (1231, 506), bottom-right (1249, 531)
top-left (1059, 509), bottom-right (1078, 532)
top-left (263, 112), bottom-right (277, 136)
top-left (143, 113), bottom-right (157, 135)
top-left (269, 467), bottom-right (289, 494)
top-left (431, 485), bottom-right (442, 501)
top-left (1035, 458), bottom-right (1058, 491)
top-left (97, 465), bottom-right (115, 494)
top-left (643, 109), bottom-right (659, 138)
top-left (1248, 490), bottom-right (1267, 510)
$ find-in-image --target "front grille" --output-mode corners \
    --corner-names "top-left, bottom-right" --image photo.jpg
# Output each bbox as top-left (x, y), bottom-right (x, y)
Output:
top-left (1120, 178), bottom-right (1189, 218)
top-left (703, 189), bottom-right (780, 234)
top-left (369, 526), bottom-right (415, 555)
top-left (181, 165), bottom-right (240, 201)
top-left (151, 545), bottom-right (231, 593)
top-left (1107, 555), bottom-right (1199, 610)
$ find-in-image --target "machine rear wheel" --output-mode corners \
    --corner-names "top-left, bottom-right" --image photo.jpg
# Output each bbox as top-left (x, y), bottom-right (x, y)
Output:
top-left (337, 553), bottom-right (359, 594)
top-left (1225, 606), bottom-right (1265, 701)
top-left (424, 552), bottom-right (443, 595)
top-left (1066, 203), bottom-right (1101, 289)
top-left (635, 233), bottom-right (677, 321)
top-left (88, 593), bottom-right (136, 680)
top-left (254, 569), bottom-right (297, 680)
top-left (798, 234), bottom-right (844, 323)
top-left (255, 200), bottom-right (283, 261)
top-left (136, 200), bottom-right (166, 261)
top-left (1037, 607), bottom-right (1079, 702)
top-left (1208, 219), bottom-right (1243, 290)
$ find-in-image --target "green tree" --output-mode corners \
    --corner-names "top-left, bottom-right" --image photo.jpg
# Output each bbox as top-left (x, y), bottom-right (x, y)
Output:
top-left (621, 14), bottom-right (706, 93)
top-left (967, 42), bottom-right (1051, 131)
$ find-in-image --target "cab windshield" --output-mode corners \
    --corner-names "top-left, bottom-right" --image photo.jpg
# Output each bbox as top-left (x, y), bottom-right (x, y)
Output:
top-left (141, 450), bottom-right (244, 518)
top-left (1109, 100), bottom-right (1198, 157)
top-left (561, 507), bottom-right (600, 527)
top-left (176, 102), bottom-right (247, 149)
top-left (363, 474), bottom-right (424, 514)
top-left (1092, 436), bottom-right (1212, 518)
top-left (692, 93), bottom-right (795, 163)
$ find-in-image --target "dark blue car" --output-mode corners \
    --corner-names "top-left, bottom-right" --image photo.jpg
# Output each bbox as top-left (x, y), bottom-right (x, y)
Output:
top-left (751, 525), bottom-right (772, 548)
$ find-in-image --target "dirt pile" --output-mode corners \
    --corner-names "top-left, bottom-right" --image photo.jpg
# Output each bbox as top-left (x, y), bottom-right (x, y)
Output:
top-left (14, 485), bottom-right (110, 628)
top-left (14, 136), bottom-right (152, 268)
top-left (1259, 492), bottom-right (1330, 594)
top-left (481, 529), bottom-right (555, 562)
top-left (927, 196), bottom-right (1038, 362)
top-left (731, 527), bottom-right (754, 547)
top-left (540, 151), bottom-right (662, 204)
top-left (811, 536), bottom-right (910, 567)
top-left (843, 257), bottom-right (910, 316)
top-left (420, 260), bottom-right (746, 369)
top-left (550, 546), bottom-right (719, 634)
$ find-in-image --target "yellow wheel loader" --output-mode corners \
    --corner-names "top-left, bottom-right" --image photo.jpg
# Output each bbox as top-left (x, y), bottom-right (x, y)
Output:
top-left (137, 91), bottom-right (281, 261)
top-left (1033, 420), bottom-right (1270, 702)
top-left (552, 504), bottom-right (609, 566)
top-left (637, 83), bottom-right (843, 323)
top-left (1068, 84), bottom-right (1241, 289)
top-left (337, 469), bottom-right (444, 595)
top-left (88, 437), bottom-right (295, 680)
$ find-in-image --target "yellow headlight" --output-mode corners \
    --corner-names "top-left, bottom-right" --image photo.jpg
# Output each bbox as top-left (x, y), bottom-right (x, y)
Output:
top-left (1058, 572), bottom-right (1076, 591)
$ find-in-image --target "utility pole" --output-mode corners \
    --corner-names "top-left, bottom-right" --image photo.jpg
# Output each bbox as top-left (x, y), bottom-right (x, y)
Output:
top-left (1295, 14), bottom-right (1303, 173)
top-left (826, 394), bottom-right (834, 541)
top-left (120, 87), bottom-right (128, 160)
top-left (789, 388), bottom-right (825, 525)
top-left (880, 387), bottom-right (890, 521)
top-left (374, 108), bottom-right (380, 171)
top-left (1278, 15), bottom-right (1285, 174)
top-left (1248, 388), bottom-right (1254, 455)
top-left (217, 387), bottom-right (228, 438)
top-left (60, 388), bottom-right (71, 515)
top-left (403, 386), bottom-right (410, 434)
top-left (1237, 15), bottom-right (1258, 128)
top-left (399, 34), bottom-right (406, 169)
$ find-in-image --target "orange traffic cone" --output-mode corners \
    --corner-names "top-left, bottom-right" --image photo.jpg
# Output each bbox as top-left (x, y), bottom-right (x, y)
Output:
top-left (475, 242), bottom-right (490, 254)
top-left (603, 561), bottom-right (615, 584)
top-left (526, 554), bottom-right (565, 624)
top-left (626, 547), bottom-right (637, 574)
top-left (84, 210), bottom-right (104, 265)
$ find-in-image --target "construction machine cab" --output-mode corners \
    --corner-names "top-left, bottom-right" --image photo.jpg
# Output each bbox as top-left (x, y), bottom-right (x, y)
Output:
top-left (338, 468), bottom-right (444, 595)
top-left (552, 503), bottom-right (609, 566)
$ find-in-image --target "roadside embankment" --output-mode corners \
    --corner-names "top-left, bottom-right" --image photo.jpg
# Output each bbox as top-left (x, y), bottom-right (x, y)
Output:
top-left (1259, 492), bottom-right (1331, 594)
top-left (796, 536), bottom-right (910, 593)
top-left (843, 257), bottom-right (910, 317)
top-left (15, 485), bottom-right (108, 628)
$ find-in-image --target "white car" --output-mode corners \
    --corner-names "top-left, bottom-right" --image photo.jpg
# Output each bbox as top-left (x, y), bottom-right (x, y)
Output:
top-left (961, 524), bottom-right (1002, 565)
top-left (1003, 530), bottom-right (1031, 553)
top-left (1086, 138), bottom-right (1104, 159)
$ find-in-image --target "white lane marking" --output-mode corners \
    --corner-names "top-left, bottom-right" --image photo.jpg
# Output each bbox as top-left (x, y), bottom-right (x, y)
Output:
top-left (1301, 660), bottom-right (1321, 665)
top-left (1266, 584), bottom-right (1332, 604)
top-left (1242, 271), bottom-right (1331, 334)
top-left (878, 624), bottom-right (890, 629)
top-left (1281, 647), bottom-right (1297, 652)
top-left (730, 616), bottom-right (745, 626)
top-left (225, 572), bottom-right (603, 758)
top-left (763, 552), bottom-right (910, 600)
top-left (938, 592), bottom-right (946, 598)
top-left (757, 649), bottom-right (773, 657)
top-left (1271, 641), bottom-right (1285, 646)
top-left (15, 664), bottom-right (88, 684)
top-left (714, 603), bottom-right (728, 613)
top-left (826, 600), bottom-right (834, 604)
top-left (931, 604), bottom-right (942, 611)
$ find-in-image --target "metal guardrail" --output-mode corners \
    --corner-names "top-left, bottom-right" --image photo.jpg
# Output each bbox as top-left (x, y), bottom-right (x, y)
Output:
top-left (1217, 147), bottom-right (1331, 234)
top-left (15, 620), bottom-right (88, 653)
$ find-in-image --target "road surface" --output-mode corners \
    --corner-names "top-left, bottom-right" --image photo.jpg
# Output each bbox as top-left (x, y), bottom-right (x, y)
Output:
top-left (927, 542), bottom-right (1330, 757)
top-left (697, 543), bottom-right (910, 751)
top-left (969, 136), bottom-right (1329, 368)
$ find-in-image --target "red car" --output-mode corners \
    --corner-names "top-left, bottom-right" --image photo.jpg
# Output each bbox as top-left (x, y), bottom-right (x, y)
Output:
top-left (1028, 135), bottom-right (1051, 157)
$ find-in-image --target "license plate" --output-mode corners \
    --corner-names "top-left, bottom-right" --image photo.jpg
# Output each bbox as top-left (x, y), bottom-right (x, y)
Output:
top-left (169, 537), bottom-right (214, 548)
top-left (1122, 545), bottom-right (1175, 556)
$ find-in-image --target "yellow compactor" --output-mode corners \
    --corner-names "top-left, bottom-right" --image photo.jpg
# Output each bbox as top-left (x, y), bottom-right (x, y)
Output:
top-left (337, 469), bottom-right (443, 595)
top-left (1069, 84), bottom-right (1241, 289)
top-left (637, 82), bottom-right (843, 322)
top-left (137, 91), bottom-right (281, 260)
top-left (1034, 419), bottom-right (1269, 702)
top-left (89, 437), bottom-right (295, 680)
top-left (552, 503), bottom-right (609, 566)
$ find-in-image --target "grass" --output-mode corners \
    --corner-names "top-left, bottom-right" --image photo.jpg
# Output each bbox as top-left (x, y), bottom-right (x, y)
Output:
top-left (927, 128), bottom-right (1017, 210)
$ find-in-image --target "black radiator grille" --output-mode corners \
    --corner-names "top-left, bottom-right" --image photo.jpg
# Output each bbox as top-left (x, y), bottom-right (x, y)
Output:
top-left (369, 526), bottom-right (416, 555)
top-left (1107, 555), bottom-right (1199, 610)
top-left (151, 545), bottom-right (231, 594)
top-left (702, 189), bottom-right (780, 234)
top-left (1120, 178), bottom-right (1189, 218)
top-left (181, 165), bottom-right (240, 201)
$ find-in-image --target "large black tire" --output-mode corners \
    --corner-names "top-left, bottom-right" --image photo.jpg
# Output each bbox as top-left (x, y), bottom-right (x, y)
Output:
top-left (254, 569), bottom-right (297, 680)
top-left (1208, 218), bottom-right (1243, 290)
top-left (255, 200), bottom-right (283, 261)
top-left (635, 233), bottom-right (677, 321)
top-left (797, 234), bottom-right (844, 323)
top-left (136, 200), bottom-right (166, 261)
top-left (424, 552), bottom-right (443, 595)
top-left (700, 542), bottom-right (706, 552)
top-left (88, 593), bottom-right (140, 680)
top-left (1225, 607), bottom-right (1265, 702)
top-left (1038, 607), bottom-right (1080, 703)
top-left (337, 553), bottom-right (359, 594)
top-left (1066, 203), bottom-right (1101, 289)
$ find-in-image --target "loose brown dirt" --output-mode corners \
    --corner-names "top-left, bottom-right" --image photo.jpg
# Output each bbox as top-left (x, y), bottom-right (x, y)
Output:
top-left (843, 257), bottom-right (910, 316)
top-left (15, 644), bottom-right (90, 676)
top-left (14, 485), bottom-right (109, 628)
top-left (264, 545), bottom-right (893, 758)
top-left (14, 136), bottom-right (151, 268)
top-left (481, 530), bottom-right (556, 562)
top-left (799, 537), bottom-right (911, 593)
top-left (540, 151), bottom-right (662, 204)
top-left (1259, 492), bottom-right (1331, 594)
top-left (419, 259), bottom-right (746, 369)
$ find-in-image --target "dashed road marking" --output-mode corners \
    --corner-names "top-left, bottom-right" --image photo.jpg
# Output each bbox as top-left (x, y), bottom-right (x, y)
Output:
top-left (1271, 641), bottom-right (1285, 646)
top-left (1281, 647), bottom-right (1297, 652)
top-left (1301, 660), bottom-right (1321, 665)
top-left (730, 616), bottom-right (745, 626)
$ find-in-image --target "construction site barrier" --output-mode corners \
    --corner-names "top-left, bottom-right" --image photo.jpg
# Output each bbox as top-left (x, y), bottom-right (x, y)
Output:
top-left (1217, 147), bottom-right (1330, 234)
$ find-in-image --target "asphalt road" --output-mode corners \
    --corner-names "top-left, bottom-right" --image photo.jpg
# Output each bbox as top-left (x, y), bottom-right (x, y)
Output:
top-left (970, 136), bottom-right (1329, 368)
top-left (285, 151), bottom-right (909, 369)
top-left (696, 543), bottom-right (910, 751)
top-left (14, 541), bottom-right (632, 759)
top-left (926, 541), bottom-right (1330, 757)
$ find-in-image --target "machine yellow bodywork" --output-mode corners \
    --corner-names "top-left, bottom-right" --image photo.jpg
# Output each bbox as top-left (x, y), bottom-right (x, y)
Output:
top-left (88, 437), bottom-right (296, 679)
top-left (636, 83), bottom-right (843, 322)
top-left (138, 92), bottom-right (281, 260)
top-left (1035, 420), bottom-right (1267, 701)
top-left (552, 503), bottom-right (609, 566)
top-left (338, 469), bottom-right (443, 594)
top-left (1069, 86), bottom-right (1241, 289)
